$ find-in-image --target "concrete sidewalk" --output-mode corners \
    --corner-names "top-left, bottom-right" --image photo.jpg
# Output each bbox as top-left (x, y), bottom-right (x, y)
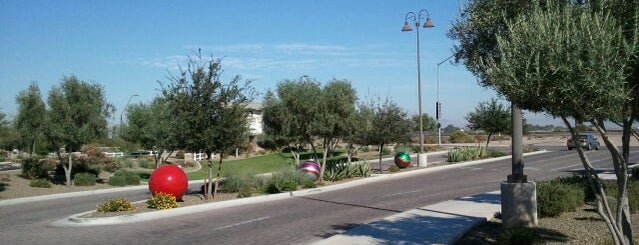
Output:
top-left (313, 191), bottom-right (501, 245)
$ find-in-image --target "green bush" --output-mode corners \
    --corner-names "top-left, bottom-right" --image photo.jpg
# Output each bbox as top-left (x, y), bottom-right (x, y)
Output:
top-left (137, 159), bottom-right (150, 169)
top-left (29, 178), bottom-right (51, 188)
top-left (147, 192), bottom-right (179, 209)
top-left (73, 172), bottom-right (96, 186)
top-left (117, 158), bottom-right (135, 169)
top-left (603, 179), bottom-right (639, 214)
top-left (263, 168), bottom-right (305, 193)
top-left (497, 227), bottom-right (535, 245)
top-left (537, 181), bottom-right (584, 217)
top-left (108, 175), bottom-right (126, 187)
top-left (489, 150), bottom-right (508, 158)
top-left (114, 170), bottom-right (140, 185)
top-left (21, 157), bottom-right (50, 180)
top-left (97, 198), bottom-right (136, 212)
top-left (220, 172), bottom-right (257, 193)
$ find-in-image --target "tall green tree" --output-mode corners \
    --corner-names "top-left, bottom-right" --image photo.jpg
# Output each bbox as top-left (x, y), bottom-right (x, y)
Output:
top-left (465, 98), bottom-right (510, 148)
top-left (161, 52), bottom-right (253, 199)
top-left (343, 102), bottom-right (375, 164)
top-left (366, 98), bottom-right (412, 172)
top-left (480, 2), bottom-right (638, 244)
top-left (45, 75), bottom-right (114, 186)
top-left (15, 82), bottom-right (46, 156)
top-left (262, 78), bottom-right (322, 164)
top-left (410, 113), bottom-right (436, 133)
top-left (122, 98), bottom-right (174, 167)
top-left (312, 79), bottom-right (357, 181)
top-left (0, 110), bottom-right (12, 151)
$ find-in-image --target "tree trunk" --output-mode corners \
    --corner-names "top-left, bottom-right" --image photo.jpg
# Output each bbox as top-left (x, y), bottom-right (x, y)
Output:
top-left (213, 153), bottom-right (224, 200)
top-left (378, 144), bottom-right (383, 173)
top-left (205, 150), bottom-right (214, 199)
top-left (29, 139), bottom-right (35, 156)
top-left (64, 151), bottom-right (72, 186)
top-left (318, 138), bottom-right (329, 182)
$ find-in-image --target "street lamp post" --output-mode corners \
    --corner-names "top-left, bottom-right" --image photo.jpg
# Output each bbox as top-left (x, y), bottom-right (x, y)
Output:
top-left (402, 9), bottom-right (434, 167)
top-left (119, 94), bottom-right (139, 138)
top-left (436, 54), bottom-right (454, 147)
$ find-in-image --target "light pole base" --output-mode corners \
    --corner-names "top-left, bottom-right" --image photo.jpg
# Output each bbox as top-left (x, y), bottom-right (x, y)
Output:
top-left (416, 153), bottom-right (428, 167)
top-left (500, 181), bottom-right (538, 228)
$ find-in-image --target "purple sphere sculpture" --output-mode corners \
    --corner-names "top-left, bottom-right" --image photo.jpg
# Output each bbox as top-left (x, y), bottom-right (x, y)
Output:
top-left (394, 152), bottom-right (411, 168)
top-left (298, 160), bottom-right (321, 181)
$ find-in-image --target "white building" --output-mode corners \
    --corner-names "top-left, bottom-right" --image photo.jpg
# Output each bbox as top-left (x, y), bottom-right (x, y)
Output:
top-left (247, 102), bottom-right (263, 135)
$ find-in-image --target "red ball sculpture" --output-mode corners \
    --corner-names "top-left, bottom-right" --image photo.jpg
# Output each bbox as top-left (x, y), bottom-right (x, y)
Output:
top-left (148, 164), bottom-right (188, 200)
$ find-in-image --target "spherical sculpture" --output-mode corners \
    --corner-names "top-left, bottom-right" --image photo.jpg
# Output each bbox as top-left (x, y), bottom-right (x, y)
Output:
top-left (394, 152), bottom-right (411, 168)
top-left (298, 161), bottom-right (321, 181)
top-left (149, 164), bottom-right (188, 200)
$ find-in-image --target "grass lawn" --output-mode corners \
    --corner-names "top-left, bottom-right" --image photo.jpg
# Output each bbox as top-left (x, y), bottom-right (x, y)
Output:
top-left (187, 153), bottom-right (293, 180)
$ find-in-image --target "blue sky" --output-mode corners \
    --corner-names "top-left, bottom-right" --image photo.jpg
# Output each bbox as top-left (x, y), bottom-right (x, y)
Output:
top-left (0, 0), bottom-right (560, 127)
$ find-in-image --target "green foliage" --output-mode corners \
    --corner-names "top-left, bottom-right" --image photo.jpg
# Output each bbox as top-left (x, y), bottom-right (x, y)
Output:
top-left (488, 150), bottom-right (508, 158)
top-left (15, 82), bottom-right (46, 155)
top-left (78, 145), bottom-right (118, 173)
top-left (496, 227), bottom-right (535, 245)
top-left (220, 172), bottom-right (258, 193)
top-left (146, 192), bottom-right (179, 210)
top-left (117, 158), bottom-right (135, 168)
top-left (96, 198), bottom-right (136, 212)
top-left (29, 179), bottom-right (51, 188)
top-left (537, 180), bottom-right (584, 217)
top-left (265, 168), bottom-right (304, 193)
top-left (121, 98), bottom-right (172, 163)
top-left (447, 146), bottom-right (486, 163)
top-left (323, 161), bottom-right (372, 182)
top-left (73, 172), bottom-right (96, 186)
top-left (449, 131), bottom-right (472, 143)
top-left (113, 170), bottom-right (140, 186)
top-left (411, 113), bottom-right (437, 132)
top-left (20, 157), bottom-right (50, 180)
top-left (602, 179), bottom-right (639, 214)
top-left (137, 158), bottom-right (150, 169)
top-left (465, 98), bottom-right (510, 146)
top-left (107, 175), bottom-right (126, 187)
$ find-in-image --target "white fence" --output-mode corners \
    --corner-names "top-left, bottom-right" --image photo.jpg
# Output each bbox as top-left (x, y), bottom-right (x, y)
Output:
top-left (104, 152), bottom-right (125, 158)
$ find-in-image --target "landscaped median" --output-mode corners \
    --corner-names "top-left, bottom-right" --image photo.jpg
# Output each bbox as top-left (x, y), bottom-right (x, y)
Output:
top-left (50, 150), bottom-right (548, 227)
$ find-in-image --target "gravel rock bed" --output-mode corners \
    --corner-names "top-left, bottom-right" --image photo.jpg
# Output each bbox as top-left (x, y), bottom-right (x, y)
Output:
top-left (456, 204), bottom-right (639, 244)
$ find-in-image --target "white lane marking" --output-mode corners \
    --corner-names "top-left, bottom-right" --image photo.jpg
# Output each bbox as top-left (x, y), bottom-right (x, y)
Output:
top-left (552, 164), bottom-right (582, 171)
top-left (213, 216), bottom-right (271, 230)
top-left (524, 167), bottom-right (541, 171)
top-left (459, 166), bottom-right (482, 171)
top-left (383, 189), bottom-right (425, 197)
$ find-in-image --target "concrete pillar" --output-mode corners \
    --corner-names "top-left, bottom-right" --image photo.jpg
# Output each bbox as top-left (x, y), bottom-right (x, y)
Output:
top-left (417, 153), bottom-right (428, 167)
top-left (501, 181), bottom-right (538, 228)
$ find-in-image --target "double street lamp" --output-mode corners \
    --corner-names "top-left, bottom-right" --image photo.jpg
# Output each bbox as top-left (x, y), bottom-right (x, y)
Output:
top-left (402, 9), bottom-right (434, 166)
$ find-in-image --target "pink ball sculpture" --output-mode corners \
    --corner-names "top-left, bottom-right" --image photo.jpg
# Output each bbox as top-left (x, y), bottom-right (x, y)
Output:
top-left (298, 160), bottom-right (321, 181)
top-left (149, 164), bottom-right (188, 200)
top-left (394, 151), bottom-right (411, 168)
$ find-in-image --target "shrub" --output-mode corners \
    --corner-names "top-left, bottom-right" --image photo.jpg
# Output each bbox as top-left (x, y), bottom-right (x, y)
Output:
top-left (97, 198), bottom-right (136, 212)
top-left (220, 172), bottom-right (256, 193)
top-left (78, 145), bottom-right (118, 173)
top-left (108, 175), bottom-right (126, 187)
top-left (21, 157), bottom-right (50, 180)
top-left (449, 130), bottom-right (472, 143)
top-left (537, 181), bottom-right (583, 217)
top-left (489, 150), bottom-right (508, 158)
top-left (29, 178), bottom-right (51, 188)
top-left (74, 172), bottom-right (96, 186)
top-left (146, 192), bottom-right (179, 210)
top-left (497, 228), bottom-right (535, 245)
top-left (447, 146), bottom-right (486, 163)
top-left (263, 168), bottom-right (305, 193)
top-left (114, 170), bottom-right (140, 186)
top-left (117, 158), bottom-right (135, 169)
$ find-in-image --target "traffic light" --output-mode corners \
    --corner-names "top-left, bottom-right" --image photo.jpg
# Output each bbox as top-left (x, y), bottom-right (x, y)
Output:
top-left (436, 102), bottom-right (441, 119)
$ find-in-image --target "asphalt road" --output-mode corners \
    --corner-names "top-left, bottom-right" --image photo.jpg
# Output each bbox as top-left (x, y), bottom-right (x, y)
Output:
top-left (1, 146), bottom-right (636, 245)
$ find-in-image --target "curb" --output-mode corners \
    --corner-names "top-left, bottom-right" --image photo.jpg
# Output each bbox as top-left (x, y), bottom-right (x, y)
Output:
top-left (50, 150), bottom-right (547, 227)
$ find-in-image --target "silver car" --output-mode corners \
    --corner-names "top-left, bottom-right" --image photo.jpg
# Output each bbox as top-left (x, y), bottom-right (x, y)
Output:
top-left (567, 134), bottom-right (600, 150)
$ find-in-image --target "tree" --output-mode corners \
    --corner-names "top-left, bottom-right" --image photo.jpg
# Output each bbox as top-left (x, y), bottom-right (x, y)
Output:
top-left (0, 110), bottom-right (12, 150)
top-left (122, 98), bottom-right (174, 167)
top-left (479, 2), bottom-right (638, 244)
top-left (410, 113), bottom-right (436, 133)
top-left (312, 79), bottom-right (357, 181)
top-left (343, 102), bottom-right (375, 164)
top-left (44, 75), bottom-right (114, 186)
top-left (442, 124), bottom-right (460, 134)
top-left (466, 98), bottom-right (510, 148)
top-left (366, 98), bottom-right (412, 172)
top-left (15, 82), bottom-right (46, 156)
top-left (161, 52), bottom-right (253, 199)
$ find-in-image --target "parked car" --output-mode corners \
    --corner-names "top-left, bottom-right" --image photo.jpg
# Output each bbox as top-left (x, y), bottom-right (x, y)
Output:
top-left (567, 134), bottom-right (600, 150)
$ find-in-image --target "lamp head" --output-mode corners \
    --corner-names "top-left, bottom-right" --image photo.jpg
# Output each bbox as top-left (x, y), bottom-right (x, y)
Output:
top-left (401, 21), bottom-right (413, 32)
top-left (423, 17), bottom-right (434, 28)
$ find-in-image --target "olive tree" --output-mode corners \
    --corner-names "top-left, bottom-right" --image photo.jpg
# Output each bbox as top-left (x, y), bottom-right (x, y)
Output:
top-left (465, 98), bottom-right (510, 148)
top-left (122, 97), bottom-right (174, 167)
top-left (15, 82), bottom-right (46, 156)
top-left (481, 3), bottom-right (638, 244)
top-left (365, 98), bottom-right (412, 172)
top-left (45, 76), bottom-right (114, 186)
